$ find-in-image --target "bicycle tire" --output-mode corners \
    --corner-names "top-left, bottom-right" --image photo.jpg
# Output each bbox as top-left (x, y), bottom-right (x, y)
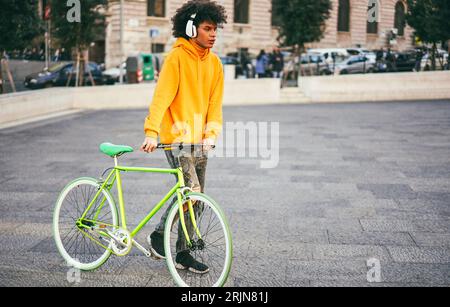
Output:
top-left (164, 192), bottom-right (233, 287)
top-left (53, 177), bottom-right (119, 271)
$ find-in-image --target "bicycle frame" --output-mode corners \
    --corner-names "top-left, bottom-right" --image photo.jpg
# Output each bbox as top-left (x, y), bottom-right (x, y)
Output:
top-left (79, 156), bottom-right (201, 248)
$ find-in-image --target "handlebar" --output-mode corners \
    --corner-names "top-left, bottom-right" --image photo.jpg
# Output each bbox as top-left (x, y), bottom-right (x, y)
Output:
top-left (156, 143), bottom-right (216, 150)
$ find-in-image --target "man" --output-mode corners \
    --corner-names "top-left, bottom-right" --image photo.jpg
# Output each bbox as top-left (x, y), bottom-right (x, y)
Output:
top-left (414, 48), bottom-right (424, 72)
top-left (270, 47), bottom-right (284, 78)
top-left (140, 0), bottom-right (227, 274)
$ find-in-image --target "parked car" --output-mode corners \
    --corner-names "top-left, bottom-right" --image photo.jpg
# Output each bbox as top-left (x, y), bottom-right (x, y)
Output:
top-left (220, 55), bottom-right (256, 78)
top-left (220, 56), bottom-right (246, 78)
top-left (421, 50), bottom-right (449, 71)
top-left (307, 48), bottom-right (350, 66)
top-left (373, 60), bottom-right (389, 73)
top-left (347, 48), bottom-right (377, 64)
top-left (102, 62), bottom-right (127, 84)
top-left (393, 52), bottom-right (416, 72)
top-left (371, 50), bottom-right (416, 73)
top-left (225, 52), bottom-right (256, 78)
top-left (24, 62), bottom-right (104, 89)
top-left (334, 55), bottom-right (375, 74)
top-left (298, 52), bottom-right (333, 76)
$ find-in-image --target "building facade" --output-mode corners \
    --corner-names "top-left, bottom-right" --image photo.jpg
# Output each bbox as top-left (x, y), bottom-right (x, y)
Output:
top-left (106, 0), bottom-right (278, 67)
top-left (105, 0), bottom-right (414, 68)
top-left (308, 0), bottom-right (414, 51)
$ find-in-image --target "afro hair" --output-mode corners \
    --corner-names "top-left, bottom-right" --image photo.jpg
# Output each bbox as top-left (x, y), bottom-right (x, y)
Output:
top-left (172, 0), bottom-right (228, 39)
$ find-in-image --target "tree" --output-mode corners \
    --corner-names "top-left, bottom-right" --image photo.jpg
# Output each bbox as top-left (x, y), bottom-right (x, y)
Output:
top-left (272, 0), bottom-right (332, 48)
top-left (272, 0), bottom-right (332, 82)
top-left (51, 0), bottom-right (107, 86)
top-left (0, 0), bottom-right (44, 93)
top-left (406, 0), bottom-right (450, 70)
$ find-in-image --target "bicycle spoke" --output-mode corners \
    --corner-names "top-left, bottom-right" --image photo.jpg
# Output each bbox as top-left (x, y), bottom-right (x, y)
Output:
top-left (166, 196), bottom-right (230, 287)
top-left (55, 180), bottom-right (116, 269)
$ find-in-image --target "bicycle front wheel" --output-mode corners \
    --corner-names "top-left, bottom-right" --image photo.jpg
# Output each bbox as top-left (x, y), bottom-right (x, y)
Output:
top-left (53, 177), bottom-right (118, 271)
top-left (164, 192), bottom-right (233, 287)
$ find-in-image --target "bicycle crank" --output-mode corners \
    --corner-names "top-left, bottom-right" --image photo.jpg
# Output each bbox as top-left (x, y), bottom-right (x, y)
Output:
top-left (108, 229), bottom-right (132, 256)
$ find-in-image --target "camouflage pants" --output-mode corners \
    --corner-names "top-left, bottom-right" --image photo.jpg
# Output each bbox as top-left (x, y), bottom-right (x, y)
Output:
top-left (155, 147), bottom-right (208, 252)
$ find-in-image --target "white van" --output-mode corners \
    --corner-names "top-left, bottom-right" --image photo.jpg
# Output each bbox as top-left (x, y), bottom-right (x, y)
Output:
top-left (307, 48), bottom-right (350, 64)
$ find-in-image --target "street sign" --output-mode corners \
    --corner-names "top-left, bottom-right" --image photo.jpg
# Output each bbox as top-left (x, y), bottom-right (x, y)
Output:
top-left (129, 19), bottom-right (139, 27)
top-left (150, 28), bottom-right (160, 38)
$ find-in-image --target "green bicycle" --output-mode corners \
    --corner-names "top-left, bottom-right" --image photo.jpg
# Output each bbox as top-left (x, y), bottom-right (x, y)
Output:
top-left (53, 142), bottom-right (233, 287)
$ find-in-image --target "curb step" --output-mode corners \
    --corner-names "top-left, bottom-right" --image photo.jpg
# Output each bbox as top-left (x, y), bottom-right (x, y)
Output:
top-left (280, 87), bottom-right (311, 103)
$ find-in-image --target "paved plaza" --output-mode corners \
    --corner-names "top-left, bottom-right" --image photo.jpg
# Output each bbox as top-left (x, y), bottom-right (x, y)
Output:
top-left (0, 100), bottom-right (449, 287)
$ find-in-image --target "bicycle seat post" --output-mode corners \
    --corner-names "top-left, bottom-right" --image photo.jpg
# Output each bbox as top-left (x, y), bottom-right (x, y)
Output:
top-left (176, 152), bottom-right (184, 176)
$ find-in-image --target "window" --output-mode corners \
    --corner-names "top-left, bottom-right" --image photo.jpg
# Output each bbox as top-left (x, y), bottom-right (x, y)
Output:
top-left (367, 0), bottom-right (378, 34)
top-left (394, 1), bottom-right (406, 36)
top-left (151, 43), bottom-right (165, 53)
top-left (234, 0), bottom-right (250, 24)
top-left (148, 0), bottom-right (165, 18)
top-left (271, 0), bottom-right (281, 26)
top-left (337, 0), bottom-right (350, 32)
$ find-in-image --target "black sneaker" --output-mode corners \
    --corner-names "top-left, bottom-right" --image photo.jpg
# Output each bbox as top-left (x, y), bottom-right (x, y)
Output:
top-left (175, 251), bottom-right (209, 274)
top-left (147, 231), bottom-right (165, 259)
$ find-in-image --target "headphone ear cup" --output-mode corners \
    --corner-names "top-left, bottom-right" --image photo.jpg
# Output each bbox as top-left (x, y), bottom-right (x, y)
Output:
top-left (186, 20), bottom-right (192, 37)
top-left (186, 20), bottom-right (196, 38)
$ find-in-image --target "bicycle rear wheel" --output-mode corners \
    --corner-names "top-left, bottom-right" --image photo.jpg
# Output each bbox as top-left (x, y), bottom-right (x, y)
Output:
top-left (53, 177), bottom-right (118, 271)
top-left (164, 192), bottom-right (233, 287)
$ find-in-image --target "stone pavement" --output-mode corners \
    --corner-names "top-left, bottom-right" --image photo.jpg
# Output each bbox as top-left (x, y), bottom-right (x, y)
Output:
top-left (0, 100), bottom-right (449, 287)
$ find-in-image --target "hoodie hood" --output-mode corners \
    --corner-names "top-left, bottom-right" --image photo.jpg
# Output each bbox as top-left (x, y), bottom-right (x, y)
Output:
top-left (173, 37), bottom-right (211, 61)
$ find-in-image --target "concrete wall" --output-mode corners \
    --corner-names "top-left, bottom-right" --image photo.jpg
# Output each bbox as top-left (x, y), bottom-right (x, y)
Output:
top-left (73, 83), bottom-right (155, 109)
top-left (0, 88), bottom-right (73, 125)
top-left (299, 71), bottom-right (450, 103)
top-left (0, 79), bottom-right (281, 126)
top-left (1, 72), bottom-right (450, 127)
top-left (74, 78), bottom-right (281, 109)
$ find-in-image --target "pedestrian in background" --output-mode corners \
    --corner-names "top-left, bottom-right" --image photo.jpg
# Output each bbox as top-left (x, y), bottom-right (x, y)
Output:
top-left (414, 48), bottom-right (424, 72)
top-left (386, 48), bottom-right (397, 72)
top-left (269, 47), bottom-right (284, 78)
top-left (255, 49), bottom-right (269, 78)
top-left (240, 50), bottom-right (251, 78)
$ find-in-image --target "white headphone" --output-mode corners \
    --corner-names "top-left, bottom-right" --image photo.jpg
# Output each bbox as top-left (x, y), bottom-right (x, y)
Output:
top-left (185, 13), bottom-right (198, 38)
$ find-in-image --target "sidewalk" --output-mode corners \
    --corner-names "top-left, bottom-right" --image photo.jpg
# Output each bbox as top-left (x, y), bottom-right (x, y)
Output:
top-left (0, 101), bottom-right (449, 286)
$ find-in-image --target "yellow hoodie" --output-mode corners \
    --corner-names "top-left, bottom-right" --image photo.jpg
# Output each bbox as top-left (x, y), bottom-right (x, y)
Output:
top-left (144, 37), bottom-right (224, 144)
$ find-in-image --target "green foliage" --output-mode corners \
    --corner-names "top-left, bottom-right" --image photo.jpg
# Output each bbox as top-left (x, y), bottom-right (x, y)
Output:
top-left (272, 0), bottom-right (332, 48)
top-left (406, 0), bottom-right (450, 44)
top-left (0, 0), bottom-right (44, 52)
top-left (51, 0), bottom-right (108, 52)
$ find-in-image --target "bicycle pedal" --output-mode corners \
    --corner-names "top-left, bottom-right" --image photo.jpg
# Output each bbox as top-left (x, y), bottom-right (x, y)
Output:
top-left (132, 239), bottom-right (152, 258)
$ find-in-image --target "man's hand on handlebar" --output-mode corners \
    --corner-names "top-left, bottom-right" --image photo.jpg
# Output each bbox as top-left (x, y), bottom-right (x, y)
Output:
top-left (202, 138), bottom-right (215, 152)
top-left (140, 137), bottom-right (158, 153)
